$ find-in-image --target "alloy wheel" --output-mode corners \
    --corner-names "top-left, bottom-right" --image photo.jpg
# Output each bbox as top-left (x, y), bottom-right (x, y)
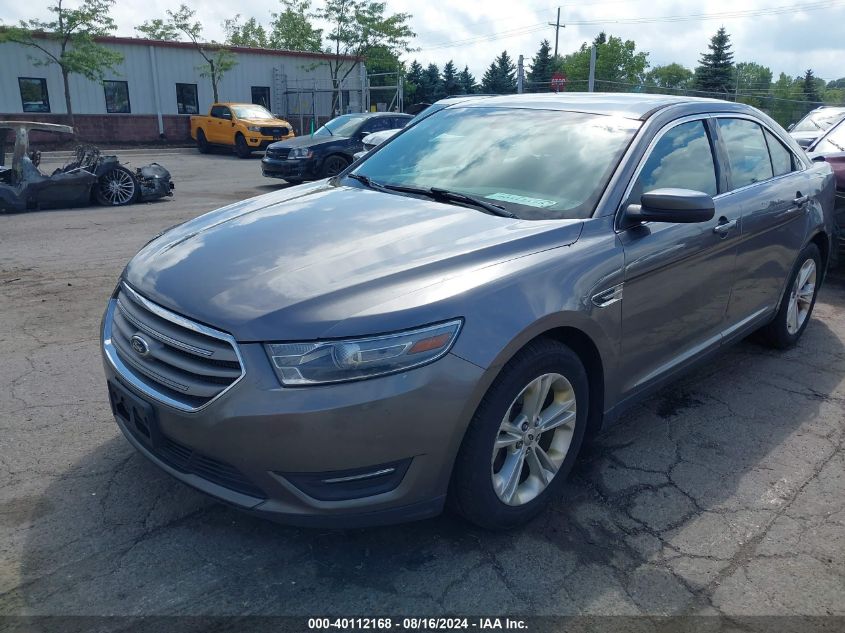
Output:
top-left (786, 258), bottom-right (816, 335)
top-left (98, 168), bottom-right (136, 205)
top-left (491, 372), bottom-right (577, 506)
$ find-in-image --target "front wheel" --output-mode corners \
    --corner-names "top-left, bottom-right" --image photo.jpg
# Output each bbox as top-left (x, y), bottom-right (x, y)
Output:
top-left (449, 338), bottom-right (589, 530)
top-left (320, 155), bottom-right (349, 178)
top-left (758, 243), bottom-right (822, 349)
top-left (196, 129), bottom-right (209, 154)
top-left (234, 134), bottom-right (252, 158)
top-left (95, 165), bottom-right (139, 206)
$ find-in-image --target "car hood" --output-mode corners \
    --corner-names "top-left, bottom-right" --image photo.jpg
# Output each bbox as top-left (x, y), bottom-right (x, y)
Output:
top-left (124, 182), bottom-right (583, 341)
top-left (268, 135), bottom-right (345, 150)
top-left (240, 118), bottom-right (291, 127)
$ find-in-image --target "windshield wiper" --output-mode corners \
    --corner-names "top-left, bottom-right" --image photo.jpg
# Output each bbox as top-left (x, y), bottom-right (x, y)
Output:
top-left (428, 187), bottom-right (518, 218)
top-left (347, 176), bottom-right (517, 219)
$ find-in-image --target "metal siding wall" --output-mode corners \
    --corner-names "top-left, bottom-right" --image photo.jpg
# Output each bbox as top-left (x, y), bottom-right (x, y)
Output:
top-left (0, 40), bottom-right (363, 116)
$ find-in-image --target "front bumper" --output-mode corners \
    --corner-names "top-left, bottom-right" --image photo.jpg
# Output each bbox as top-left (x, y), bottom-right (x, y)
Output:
top-left (261, 156), bottom-right (318, 181)
top-left (102, 315), bottom-right (484, 527)
top-left (247, 134), bottom-right (295, 149)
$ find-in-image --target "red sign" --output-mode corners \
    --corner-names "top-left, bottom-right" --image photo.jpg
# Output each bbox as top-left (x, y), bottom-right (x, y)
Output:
top-left (551, 72), bottom-right (567, 92)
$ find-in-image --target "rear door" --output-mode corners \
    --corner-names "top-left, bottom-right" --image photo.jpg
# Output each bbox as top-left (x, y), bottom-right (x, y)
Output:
top-left (715, 117), bottom-right (809, 333)
top-left (617, 116), bottom-right (741, 397)
top-left (208, 105), bottom-right (232, 144)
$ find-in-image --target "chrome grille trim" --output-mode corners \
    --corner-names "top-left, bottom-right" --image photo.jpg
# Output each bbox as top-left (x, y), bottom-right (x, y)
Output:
top-left (103, 282), bottom-right (246, 412)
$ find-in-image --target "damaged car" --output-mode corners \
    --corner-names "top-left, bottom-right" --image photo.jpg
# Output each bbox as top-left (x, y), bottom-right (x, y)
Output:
top-left (0, 121), bottom-right (174, 213)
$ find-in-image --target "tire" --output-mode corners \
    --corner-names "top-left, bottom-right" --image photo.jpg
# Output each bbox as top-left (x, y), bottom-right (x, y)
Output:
top-left (234, 133), bottom-right (252, 158)
top-left (449, 338), bottom-right (589, 530)
top-left (95, 165), bottom-right (139, 206)
top-left (196, 129), bottom-right (209, 154)
top-left (758, 243), bottom-right (822, 349)
top-left (320, 155), bottom-right (350, 178)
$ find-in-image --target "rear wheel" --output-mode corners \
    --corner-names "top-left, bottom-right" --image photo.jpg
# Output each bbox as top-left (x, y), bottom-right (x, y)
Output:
top-left (758, 243), bottom-right (821, 349)
top-left (95, 165), bottom-right (138, 206)
top-left (196, 129), bottom-right (209, 154)
top-left (234, 133), bottom-right (252, 158)
top-left (450, 338), bottom-right (589, 530)
top-left (320, 155), bottom-right (349, 178)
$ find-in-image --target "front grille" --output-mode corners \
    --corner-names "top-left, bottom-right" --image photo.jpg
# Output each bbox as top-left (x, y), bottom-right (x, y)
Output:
top-left (260, 126), bottom-right (289, 137)
top-left (266, 147), bottom-right (290, 160)
top-left (108, 284), bottom-right (244, 410)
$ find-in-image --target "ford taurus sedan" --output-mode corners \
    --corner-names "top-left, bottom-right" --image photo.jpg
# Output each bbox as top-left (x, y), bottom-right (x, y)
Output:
top-left (102, 94), bottom-right (835, 530)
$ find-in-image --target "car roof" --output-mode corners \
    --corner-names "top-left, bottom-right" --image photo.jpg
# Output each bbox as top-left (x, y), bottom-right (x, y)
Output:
top-left (355, 112), bottom-right (412, 118)
top-left (454, 92), bottom-right (742, 120)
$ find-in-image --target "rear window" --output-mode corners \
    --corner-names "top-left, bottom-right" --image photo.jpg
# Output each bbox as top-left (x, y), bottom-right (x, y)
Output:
top-left (353, 107), bottom-right (640, 220)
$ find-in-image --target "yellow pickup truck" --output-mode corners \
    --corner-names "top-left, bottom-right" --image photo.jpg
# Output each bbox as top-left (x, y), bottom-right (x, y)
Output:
top-left (190, 103), bottom-right (295, 158)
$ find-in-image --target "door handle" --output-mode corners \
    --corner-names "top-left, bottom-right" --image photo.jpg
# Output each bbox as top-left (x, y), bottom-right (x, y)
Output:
top-left (793, 194), bottom-right (809, 206)
top-left (712, 218), bottom-right (737, 235)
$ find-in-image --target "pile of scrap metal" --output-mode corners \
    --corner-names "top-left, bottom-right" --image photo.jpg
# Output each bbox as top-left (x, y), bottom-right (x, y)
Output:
top-left (0, 121), bottom-right (174, 213)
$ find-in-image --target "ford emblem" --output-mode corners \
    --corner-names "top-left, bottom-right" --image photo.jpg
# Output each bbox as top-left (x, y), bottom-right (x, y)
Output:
top-left (130, 334), bottom-right (151, 357)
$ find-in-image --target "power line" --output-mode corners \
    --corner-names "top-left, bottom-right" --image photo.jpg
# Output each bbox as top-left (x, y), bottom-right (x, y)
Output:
top-left (415, 0), bottom-right (845, 52)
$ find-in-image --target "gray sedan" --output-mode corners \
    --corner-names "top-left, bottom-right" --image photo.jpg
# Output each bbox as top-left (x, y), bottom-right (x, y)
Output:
top-left (102, 94), bottom-right (835, 529)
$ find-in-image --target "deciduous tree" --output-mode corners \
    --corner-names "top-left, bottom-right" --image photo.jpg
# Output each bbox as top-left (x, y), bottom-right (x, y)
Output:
top-left (645, 63), bottom-right (693, 91)
top-left (223, 15), bottom-right (268, 48)
top-left (2, 0), bottom-right (123, 127)
top-left (318, 0), bottom-right (414, 114)
top-left (269, 0), bottom-right (322, 52)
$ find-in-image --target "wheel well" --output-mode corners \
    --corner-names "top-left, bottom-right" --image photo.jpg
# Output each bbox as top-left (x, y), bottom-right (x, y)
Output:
top-left (539, 327), bottom-right (605, 440)
top-left (810, 231), bottom-right (830, 276)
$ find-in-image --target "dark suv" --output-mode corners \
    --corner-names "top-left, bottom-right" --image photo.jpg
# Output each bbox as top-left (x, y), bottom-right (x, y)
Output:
top-left (261, 112), bottom-right (412, 183)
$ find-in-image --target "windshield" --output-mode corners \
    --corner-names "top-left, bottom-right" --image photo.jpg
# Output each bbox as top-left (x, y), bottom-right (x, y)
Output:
top-left (313, 114), bottom-right (368, 138)
top-left (793, 108), bottom-right (845, 133)
top-left (813, 120), bottom-right (845, 153)
top-left (351, 107), bottom-right (640, 219)
top-left (231, 105), bottom-right (275, 120)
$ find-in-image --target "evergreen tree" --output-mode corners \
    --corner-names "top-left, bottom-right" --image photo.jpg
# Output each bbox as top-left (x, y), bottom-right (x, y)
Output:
top-left (458, 66), bottom-right (477, 94)
top-left (442, 60), bottom-right (460, 96)
top-left (803, 69), bottom-right (821, 103)
top-left (694, 27), bottom-right (735, 95)
top-left (425, 63), bottom-right (445, 101)
top-left (405, 60), bottom-right (424, 104)
top-left (526, 39), bottom-right (553, 91)
top-left (482, 51), bottom-right (517, 93)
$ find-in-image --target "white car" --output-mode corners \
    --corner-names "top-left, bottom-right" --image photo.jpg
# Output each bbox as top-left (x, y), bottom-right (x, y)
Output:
top-left (353, 129), bottom-right (401, 161)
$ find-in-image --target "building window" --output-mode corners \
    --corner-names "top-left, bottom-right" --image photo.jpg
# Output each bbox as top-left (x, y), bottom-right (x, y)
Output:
top-left (251, 86), bottom-right (271, 110)
top-left (103, 80), bottom-right (131, 113)
top-left (176, 83), bottom-right (199, 114)
top-left (18, 77), bottom-right (50, 113)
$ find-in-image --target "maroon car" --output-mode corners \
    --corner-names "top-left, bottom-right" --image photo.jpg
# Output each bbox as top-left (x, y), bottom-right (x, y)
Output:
top-left (808, 119), bottom-right (845, 262)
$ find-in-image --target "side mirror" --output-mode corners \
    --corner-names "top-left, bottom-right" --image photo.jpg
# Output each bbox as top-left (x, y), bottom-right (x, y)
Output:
top-left (787, 123), bottom-right (795, 131)
top-left (624, 188), bottom-right (715, 225)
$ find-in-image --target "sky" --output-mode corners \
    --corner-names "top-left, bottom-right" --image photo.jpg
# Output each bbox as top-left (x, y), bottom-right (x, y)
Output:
top-left (3, 0), bottom-right (845, 82)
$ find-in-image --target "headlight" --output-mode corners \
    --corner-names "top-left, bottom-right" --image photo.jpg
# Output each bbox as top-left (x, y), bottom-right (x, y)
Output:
top-left (289, 147), bottom-right (313, 159)
top-left (265, 319), bottom-right (462, 386)
top-left (247, 125), bottom-right (261, 132)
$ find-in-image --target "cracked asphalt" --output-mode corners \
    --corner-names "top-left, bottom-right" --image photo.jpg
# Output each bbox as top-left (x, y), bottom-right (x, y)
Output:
top-left (1, 151), bottom-right (844, 624)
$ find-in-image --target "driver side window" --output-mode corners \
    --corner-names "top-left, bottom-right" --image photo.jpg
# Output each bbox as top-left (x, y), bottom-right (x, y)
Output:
top-left (627, 120), bottom-right (718, 208)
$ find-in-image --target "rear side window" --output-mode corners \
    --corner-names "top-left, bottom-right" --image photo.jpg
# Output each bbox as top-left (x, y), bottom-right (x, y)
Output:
top-left (628, 120), bottom-right (718, 206)
top-left (210, 105), bottom-right (231, 119)
top-left (764, 129), bottom-right (795, 176)
top-left (718, 118), bottom-right (773, 189)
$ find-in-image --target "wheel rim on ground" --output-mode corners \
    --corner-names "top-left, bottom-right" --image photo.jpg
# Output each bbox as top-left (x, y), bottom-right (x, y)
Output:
top-left (491, 372), bottom-right (577, 506)
top-left (786, 258), bottom-right (816, 335)
top-left (99, 169), bottom-right (136, 205)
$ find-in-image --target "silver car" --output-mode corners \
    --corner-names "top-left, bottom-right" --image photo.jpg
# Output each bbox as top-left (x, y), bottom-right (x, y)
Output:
top-left (102, 94), bottom-right (835, 529)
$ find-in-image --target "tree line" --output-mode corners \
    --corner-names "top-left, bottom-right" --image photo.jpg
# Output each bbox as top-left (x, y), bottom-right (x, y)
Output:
top-left (405, 28), bottom-right (845, 127)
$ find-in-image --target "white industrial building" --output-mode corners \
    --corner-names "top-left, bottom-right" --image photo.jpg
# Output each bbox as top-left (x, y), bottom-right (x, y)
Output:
top-left (0, 35), bottom-right (366, 141)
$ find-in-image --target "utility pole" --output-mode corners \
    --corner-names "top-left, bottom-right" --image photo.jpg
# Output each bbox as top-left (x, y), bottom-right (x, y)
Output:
top-left (588, 45), bottom-right (596, 92)
top-left (517, 55), bottom-right (524, 94)
top-left (548, 7), bottom-right (564, 58)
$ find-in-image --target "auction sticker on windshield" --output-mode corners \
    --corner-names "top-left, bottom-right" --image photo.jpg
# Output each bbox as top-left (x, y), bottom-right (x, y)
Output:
top-left (485, 192), bottom-right (557, 208)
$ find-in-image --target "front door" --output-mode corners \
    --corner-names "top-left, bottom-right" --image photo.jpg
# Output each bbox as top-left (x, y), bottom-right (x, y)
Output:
top-left (617, 117), bottom-right (741, 397)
